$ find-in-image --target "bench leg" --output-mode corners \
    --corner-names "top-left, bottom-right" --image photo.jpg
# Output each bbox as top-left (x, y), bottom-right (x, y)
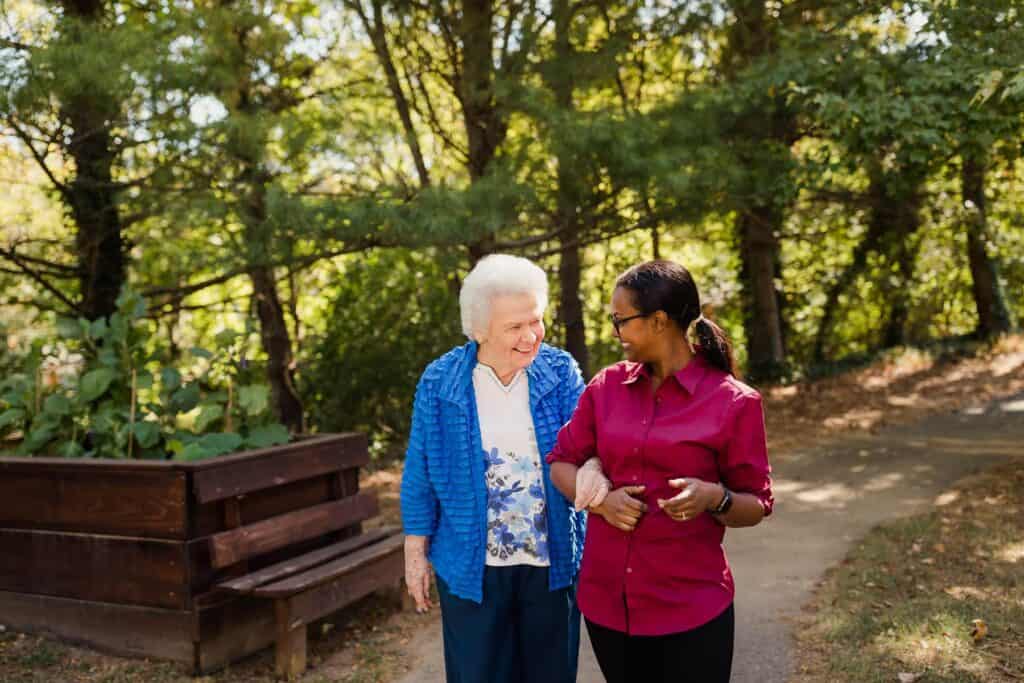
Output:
top-left (275, 600), bottom-right (307, 680)
top-left (380, 577), bottom-right (416, 611)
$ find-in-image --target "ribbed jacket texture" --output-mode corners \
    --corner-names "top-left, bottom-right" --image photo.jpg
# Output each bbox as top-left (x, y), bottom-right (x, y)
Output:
top-left (400, 341), bottom-right (587, 602)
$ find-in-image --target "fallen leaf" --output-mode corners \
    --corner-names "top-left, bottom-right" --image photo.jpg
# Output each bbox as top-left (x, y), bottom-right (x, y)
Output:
top-left (898, 673), bottom-right (921, 683)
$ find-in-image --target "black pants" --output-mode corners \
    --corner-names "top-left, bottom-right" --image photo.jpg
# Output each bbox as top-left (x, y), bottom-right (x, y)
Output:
top-left (585, 604), bottom-right (734, 683)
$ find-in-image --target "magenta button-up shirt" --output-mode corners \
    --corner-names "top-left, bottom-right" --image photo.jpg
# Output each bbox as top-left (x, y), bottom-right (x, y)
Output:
top-left (546, 357), bottom-right (773, 636)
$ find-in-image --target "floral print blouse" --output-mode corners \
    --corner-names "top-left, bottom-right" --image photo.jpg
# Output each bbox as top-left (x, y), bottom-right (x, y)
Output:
top-left (473, 363), bottom-right (550, 567)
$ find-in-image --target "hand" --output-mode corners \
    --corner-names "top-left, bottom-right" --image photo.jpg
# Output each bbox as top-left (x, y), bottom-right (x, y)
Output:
top-left (657, 478), bottom-right (722, 522)
top-left (574, 457), bottom-right (611, 512)
top-left (404, 536), bottom-right (433, 613)
top-left (593, 485), bottom-right (647, 532)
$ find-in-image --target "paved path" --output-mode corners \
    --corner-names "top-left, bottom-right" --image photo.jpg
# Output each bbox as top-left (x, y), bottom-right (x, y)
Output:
top-left (395, 392), bottom-right (1024, 683)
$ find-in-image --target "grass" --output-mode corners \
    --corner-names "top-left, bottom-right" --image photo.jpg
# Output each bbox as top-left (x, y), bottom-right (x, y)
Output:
top-left (793, 462), bottom-right (1024, 683)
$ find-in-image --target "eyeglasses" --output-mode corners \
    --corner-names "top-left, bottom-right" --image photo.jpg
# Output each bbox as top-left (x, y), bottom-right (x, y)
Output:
top-left (608, 312), bottom-right (648, 334)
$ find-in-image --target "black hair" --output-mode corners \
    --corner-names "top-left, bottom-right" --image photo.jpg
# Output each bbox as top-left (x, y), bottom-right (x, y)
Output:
top-left (614, 260), bottom-right (737, 376)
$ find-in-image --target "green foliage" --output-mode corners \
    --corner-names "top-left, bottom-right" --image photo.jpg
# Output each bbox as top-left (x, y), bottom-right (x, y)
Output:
top-left (2, 0), bottom-right (1023, 452)
top-left (0, 287), bottom-right (288, 460)
top-left (302, 249), bottom-right (463, 458)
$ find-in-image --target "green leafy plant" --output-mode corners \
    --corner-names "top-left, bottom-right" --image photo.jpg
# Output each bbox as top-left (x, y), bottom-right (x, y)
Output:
top-left (0, 287), bottom-right (289, 460)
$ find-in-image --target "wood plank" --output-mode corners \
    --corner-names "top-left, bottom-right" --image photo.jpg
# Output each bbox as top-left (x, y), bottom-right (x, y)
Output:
top-left (0, 457), bottom-right (183, 472)
top-left (192, 434), bottom-right (369, 503)
top-left (277, 545), bottom-right (405, 626)
top-left (216, 528), bottom-right (397, 594)
top-left (275, 600), bottom-right (307, 680)
top-left (192, 474), bottom-right (333, 538)
top-left (0, 529), bottom-right (189, 609)
top-left (189, 534), bottom-right (334, 603)
top-left (254, 534), bottom-right (404, 599)
top-left (207, 493), bottom-right (379, 569)
top-left (194, 595), bottom-right (276, 674)
top-left (0, 590), bottom-right (193, 663)
top-left (0, 468), bottom-right (187, 538)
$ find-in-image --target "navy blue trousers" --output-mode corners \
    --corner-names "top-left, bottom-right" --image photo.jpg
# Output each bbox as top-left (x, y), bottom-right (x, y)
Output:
top-left (436, 566), bottom-right (580, 683)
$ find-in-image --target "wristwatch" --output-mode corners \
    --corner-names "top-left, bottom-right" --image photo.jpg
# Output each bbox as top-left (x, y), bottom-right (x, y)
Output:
top-left (711, 486), bottom-right (733, 515)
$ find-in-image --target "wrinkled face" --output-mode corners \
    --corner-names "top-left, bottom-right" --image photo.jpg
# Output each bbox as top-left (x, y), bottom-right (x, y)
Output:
top-left (476, 292), bottom-right (545, 374)
top-left (610, 286), bottom-right (652, 363)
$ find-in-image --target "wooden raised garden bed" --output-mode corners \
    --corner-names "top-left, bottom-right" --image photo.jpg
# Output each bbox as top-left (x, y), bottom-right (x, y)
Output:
top-left (0, 433), bottom-right (403, 675)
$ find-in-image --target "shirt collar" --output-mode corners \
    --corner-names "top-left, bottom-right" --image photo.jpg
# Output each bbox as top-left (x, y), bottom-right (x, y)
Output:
top-left (621, 356), bottom-right (707, 395)
top-left (439, 341), bottom-right (558, 406)
top-left (474, 363), bottom-right (525, 394)
top-left (674, 357), bottom-right (708, 395)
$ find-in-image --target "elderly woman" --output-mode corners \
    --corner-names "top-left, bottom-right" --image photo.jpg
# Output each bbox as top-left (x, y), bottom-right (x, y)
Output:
top-left (400, 254), bottom-right (588, 683)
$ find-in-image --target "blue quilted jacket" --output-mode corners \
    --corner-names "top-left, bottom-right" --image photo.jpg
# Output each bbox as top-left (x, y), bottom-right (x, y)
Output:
top-left (400, 341), bottom-right (587, 603)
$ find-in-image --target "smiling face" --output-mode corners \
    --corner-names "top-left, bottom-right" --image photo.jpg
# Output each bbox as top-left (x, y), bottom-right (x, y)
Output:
top-left (610, 286), bottom-right (653, 363)
top-left (475, 292), bottom-right (545, 379)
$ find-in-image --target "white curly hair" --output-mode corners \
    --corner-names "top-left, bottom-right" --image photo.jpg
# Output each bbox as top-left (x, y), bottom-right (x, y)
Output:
top-left (459, 254), bottom-right (549, 340)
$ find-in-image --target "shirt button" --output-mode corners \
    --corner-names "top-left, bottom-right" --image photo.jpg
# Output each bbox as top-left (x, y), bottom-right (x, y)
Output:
top-left (632, 475), bottom-right (638, 481)
top-left (641, 419), bottom-right (646, 424)
top-left (626, 567), bottom-right (633, 574)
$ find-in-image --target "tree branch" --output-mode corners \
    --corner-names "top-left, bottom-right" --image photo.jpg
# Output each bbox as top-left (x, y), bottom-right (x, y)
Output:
top-left (0, 247), bottom-right (80, 313)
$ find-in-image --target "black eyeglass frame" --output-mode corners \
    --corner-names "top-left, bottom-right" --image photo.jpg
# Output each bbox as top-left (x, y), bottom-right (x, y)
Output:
top-left (608, 312), bottom-right (649, 333)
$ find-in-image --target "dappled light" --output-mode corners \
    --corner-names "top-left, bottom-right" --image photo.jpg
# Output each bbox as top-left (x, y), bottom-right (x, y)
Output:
top-left (1, 0), bottom-right (1023, 680)
top-left (996, 542), bottom-right (1024, 565)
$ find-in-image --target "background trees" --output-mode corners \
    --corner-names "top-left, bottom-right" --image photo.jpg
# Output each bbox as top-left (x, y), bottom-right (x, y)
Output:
top-left (1, 0), bottom-right (1021, 456)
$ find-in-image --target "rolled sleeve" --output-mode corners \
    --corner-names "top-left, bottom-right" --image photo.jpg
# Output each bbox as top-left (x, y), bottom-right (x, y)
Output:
top-left (400, 376), bottom-right (439, 536)
top-left (720, 391), bottom-right (774, 516)
top-left (546, 382), bottom-right (597, 468)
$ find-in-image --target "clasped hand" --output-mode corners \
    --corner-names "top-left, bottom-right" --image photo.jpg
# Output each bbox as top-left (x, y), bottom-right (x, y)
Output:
top-left (595, 478), bottom-right (721, 530)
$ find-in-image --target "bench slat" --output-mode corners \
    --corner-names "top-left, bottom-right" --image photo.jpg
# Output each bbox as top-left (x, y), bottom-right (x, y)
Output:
top-left (208, 493), bottom-right (378, 569)
top-left (216, 527), bottom-right (398, 594)
top-left (287, 547), bottom-right (404, 627)
top-left (253, 533), bottom-right (404, 599)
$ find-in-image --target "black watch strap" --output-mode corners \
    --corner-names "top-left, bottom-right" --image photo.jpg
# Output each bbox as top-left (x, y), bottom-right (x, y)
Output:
top-left (712, 487), bottom-right (733, 515)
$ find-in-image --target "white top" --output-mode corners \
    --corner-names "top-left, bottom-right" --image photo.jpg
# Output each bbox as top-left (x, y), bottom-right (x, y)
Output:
top-left (472, 363), bottom-right (550, 567)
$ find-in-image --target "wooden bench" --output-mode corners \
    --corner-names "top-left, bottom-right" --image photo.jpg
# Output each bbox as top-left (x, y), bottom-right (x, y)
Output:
top-left (198, 449), bottom-right (406, 679)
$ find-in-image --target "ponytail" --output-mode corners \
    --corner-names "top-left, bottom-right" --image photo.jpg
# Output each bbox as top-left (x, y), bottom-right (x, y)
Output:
top-left (691, 315), bottom-right (737, 377)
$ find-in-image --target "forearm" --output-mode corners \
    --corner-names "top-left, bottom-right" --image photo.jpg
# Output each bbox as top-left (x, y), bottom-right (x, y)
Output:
top-left (550, 461), bottom-right (579, 502)
top-left (711, 486), bottom-right (766, 527)
top-left (405, 534), bottom-right (430, 553)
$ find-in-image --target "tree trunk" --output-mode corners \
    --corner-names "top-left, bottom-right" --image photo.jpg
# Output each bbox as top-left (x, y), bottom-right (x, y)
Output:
top-left (249, 263), bottom-right (304, 432)
top-left (238, 167), bottom-right (304, 432)
top-left (459, 0), bottom-right (501, 182)
top-left (812, 220), bottom-right (886, 362)
top-left (876, 175), bottom-right (923, 349)
top-left (62, 0), bottom-right (125, 321)
top-left (724, 0), bottom-right (792, 381)
top-left (881, 233), bottom-right (920, 348)
top-left (737, 206), bottom-right (786, 379)
top-left (222, 16), bottom-right (305, 433)
top-left (459, 0), bottom-right (506, 261)
top-left (961, 150), bottom-right (1014, 338)
top-left (551, 0), bottom-right (589, 376)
